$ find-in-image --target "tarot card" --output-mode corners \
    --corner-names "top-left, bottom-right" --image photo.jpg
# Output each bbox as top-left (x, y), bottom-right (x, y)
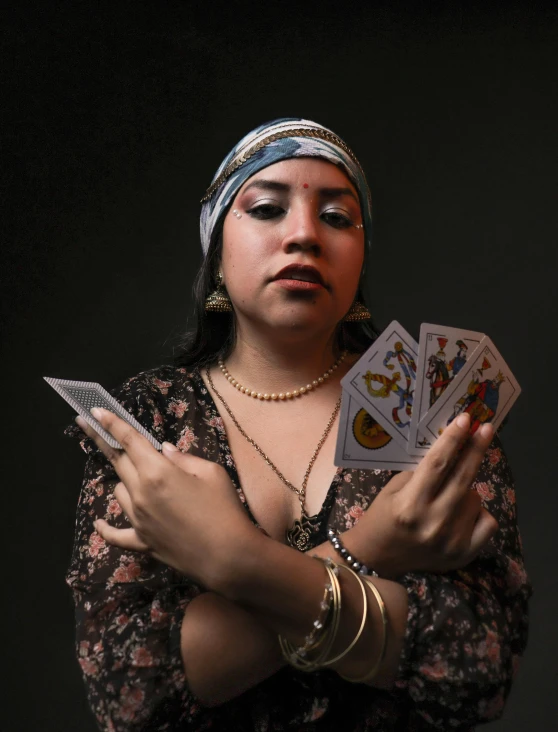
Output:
top-left (341, 320), bottom-right (419, 451)
top-left (334, 391), bottom-right (420, 471)
top-left (408, 323), bottom-right (484, 456)
top-left (44, 377), bottom-right (163, 451)
top-left (418, 337), bottom-right (521, 441)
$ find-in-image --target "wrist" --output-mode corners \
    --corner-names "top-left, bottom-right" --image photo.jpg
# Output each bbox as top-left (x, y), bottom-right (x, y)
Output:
top-left (341, 525), bottom-right (401, 580)
top-left (207, 528), bottom-right (276, 599)
top-left (203, 525), bottom-right (271, 595)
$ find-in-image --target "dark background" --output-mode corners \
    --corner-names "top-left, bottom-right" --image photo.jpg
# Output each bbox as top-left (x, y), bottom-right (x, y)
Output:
top-left (3, 2), bottom-right (557, 730)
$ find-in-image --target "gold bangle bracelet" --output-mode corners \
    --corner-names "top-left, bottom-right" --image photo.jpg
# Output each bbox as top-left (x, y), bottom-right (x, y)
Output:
top-left (339, 577), bottom-right (387, 685)
top-left (322, 566), bottom-right (368, 667)
top-left (280, 558), bottom-right (344, 673)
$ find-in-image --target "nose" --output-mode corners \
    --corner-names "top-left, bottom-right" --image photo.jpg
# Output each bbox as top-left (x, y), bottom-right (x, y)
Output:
top-left (280, 201), bottom-right (322, 257)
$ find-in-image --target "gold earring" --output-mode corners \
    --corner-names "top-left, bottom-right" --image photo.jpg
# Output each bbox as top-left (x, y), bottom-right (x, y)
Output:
top-left (205, 272), bottom-right (233, 312)
top-left (343, 301), bottom-right (372, 322)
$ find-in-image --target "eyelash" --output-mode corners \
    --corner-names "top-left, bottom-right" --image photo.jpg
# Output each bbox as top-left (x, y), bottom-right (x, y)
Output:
top-left (245, 203), bottom-right (355, 229)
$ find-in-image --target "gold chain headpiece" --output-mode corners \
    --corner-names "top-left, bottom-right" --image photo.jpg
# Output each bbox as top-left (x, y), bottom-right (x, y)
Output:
top-left (200, 127), bottom-right (367, 204)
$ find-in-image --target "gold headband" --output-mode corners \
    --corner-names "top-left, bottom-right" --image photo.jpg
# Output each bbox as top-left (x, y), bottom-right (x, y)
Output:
top-left (200, 126), bottom-right (366, 203)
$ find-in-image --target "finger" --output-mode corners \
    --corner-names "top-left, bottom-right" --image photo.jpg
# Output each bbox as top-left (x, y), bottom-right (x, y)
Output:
top-left (90, 408), bottom-right (162, 474)
top-left (113, 481), bottom-right (138, 524)
top-left (462, 507), bottom-right (498, 564)
top-left (408, 413), bottom-right (473, 503)
top-left (75, 415), bottom-right (139, 487)
top-left (435, 422), bottom-right (495, 510)
top-left (161, 442), bottom-right (208, 478)
top-left (94, 519), bottom-right (151, 552)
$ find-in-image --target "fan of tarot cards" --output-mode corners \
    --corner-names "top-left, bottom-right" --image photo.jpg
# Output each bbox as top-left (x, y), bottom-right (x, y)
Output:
top-left (334, 321), bottom-right (522, 471)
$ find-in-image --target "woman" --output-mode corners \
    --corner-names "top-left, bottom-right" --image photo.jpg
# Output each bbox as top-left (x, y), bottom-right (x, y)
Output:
top-left (65, 118), bottom-right (530, 731)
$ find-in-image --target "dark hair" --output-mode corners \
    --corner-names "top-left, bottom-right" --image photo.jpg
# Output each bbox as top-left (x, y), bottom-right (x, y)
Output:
top-left (173, 224), bottom-right (378, 369)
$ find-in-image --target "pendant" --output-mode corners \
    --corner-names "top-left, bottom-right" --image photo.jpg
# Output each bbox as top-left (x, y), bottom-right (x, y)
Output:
top-left (286, 512), bottom-right (319, 551)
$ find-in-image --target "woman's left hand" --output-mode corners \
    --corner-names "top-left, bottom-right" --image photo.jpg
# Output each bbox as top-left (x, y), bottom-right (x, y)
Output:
top-left (76, 408), bottom-right (258, 587)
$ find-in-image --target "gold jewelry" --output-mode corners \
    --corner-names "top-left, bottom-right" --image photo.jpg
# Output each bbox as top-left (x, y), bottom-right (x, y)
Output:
top-left (321, 565), bottom-right (368, 667)
top-left (279, 557), bottom-right (342, 672)
top-left (343, 301), bottom-right (372, 322)
top-left (205, 367), bottom-right (341, 551)
top-left (201, 126), bottom-right (368, 204)
top-left (339, 577), bottom-right (387, 685)
top-left (218, 352), bottom-right (347, 401)
top-left (205, 272), bottom-right (233, 312)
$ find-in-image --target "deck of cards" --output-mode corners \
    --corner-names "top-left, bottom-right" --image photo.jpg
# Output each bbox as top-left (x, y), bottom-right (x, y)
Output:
top-left (44, 377), bottom-right (163, 451)
top-left (335, 321), bottom-right (521, 471)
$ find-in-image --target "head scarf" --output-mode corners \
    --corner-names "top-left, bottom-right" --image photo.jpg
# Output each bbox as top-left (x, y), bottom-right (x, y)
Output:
top-left (200, 118), bottom-right (372, 256)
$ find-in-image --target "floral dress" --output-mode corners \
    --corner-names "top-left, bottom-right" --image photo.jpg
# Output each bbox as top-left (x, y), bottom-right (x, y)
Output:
top-left (64, 365), bottom-right (531, 731)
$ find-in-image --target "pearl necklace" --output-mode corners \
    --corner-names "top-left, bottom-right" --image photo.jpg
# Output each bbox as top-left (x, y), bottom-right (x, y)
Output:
top-left (217, 351), bottom-right (347, 401)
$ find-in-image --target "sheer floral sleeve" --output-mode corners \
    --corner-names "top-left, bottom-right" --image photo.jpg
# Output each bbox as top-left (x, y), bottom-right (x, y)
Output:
top-left (64, 368), bottom-right (207, 731)
top-left (391, 438), bottom-right (531, 729)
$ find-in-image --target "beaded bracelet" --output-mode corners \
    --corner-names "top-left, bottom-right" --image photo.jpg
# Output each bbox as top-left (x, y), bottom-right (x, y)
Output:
top-left (327, 528), bottom-right (378, 577)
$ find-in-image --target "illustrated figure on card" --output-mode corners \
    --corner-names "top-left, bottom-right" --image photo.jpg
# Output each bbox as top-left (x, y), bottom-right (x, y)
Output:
top-left (446, 357), bottom-right (505, 434)
top-left (362, 340), bottom-right (416, 431)
top-left (341, 321), bottom-right (420, 452)
top-left (448, 340), bottom-right (469, 376)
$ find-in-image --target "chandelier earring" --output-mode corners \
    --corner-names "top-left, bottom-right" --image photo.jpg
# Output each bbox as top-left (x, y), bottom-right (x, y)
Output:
top-left (205, 271), bottom-right (233, 313)
top-left (343, 300), bottom-right (372, 322)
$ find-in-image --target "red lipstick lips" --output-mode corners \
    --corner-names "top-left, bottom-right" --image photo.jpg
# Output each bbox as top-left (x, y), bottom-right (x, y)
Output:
top-left (272, 264), bottom-right (327, 291)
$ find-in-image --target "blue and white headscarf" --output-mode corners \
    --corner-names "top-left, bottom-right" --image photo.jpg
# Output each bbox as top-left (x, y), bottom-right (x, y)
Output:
top-left (200, 118), bottom-right (372, 255)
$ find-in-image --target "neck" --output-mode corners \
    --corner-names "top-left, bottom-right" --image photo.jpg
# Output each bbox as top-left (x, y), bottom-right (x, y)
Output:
top-left (223, 327), bottom-right (345, 394)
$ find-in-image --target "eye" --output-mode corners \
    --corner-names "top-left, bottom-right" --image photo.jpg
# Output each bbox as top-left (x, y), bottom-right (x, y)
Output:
top-left (321, 209), bottom-right (354, 229)
top-left (246, 203), bottom-right (285, 220)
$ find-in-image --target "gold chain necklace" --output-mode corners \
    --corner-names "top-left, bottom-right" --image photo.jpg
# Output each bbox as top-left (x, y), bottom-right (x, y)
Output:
top-left (217, 351), bottom-right (347, 401)
top-left (206, 366), bottom-right (341, 551)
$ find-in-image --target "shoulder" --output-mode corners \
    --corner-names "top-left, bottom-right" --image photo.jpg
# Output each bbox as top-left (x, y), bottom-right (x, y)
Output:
top-left (114, 364), bottom-right (198, 403)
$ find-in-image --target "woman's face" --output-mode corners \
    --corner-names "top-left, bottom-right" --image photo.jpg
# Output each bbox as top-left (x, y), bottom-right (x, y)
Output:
top-left (220, 158), bottom-right (366, 341)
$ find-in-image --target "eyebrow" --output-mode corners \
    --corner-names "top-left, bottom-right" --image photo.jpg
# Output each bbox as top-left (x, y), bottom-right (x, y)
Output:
top-left (242, 179), bottom-right (358, 202)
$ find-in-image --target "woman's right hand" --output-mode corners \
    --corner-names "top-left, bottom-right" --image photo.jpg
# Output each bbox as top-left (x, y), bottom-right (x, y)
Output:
top-left (344, 413), bottom-right (499, 578)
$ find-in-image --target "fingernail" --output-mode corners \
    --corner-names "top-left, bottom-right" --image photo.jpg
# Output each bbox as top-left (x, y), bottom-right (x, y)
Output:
top-left (163, 441), bottom-right (178, 452)
top-left (75, 415), bottom-right (87, 429)
top-left (91, 407), bottom-right (103, 420)
top-left (456, 414), bottom-right (470, 429)
top-left (480, 423), bottom-right (494, 438)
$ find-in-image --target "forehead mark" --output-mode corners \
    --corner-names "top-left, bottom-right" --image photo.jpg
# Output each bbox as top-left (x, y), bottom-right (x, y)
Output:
top-left (303, 183), bottom-right (309, 188)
